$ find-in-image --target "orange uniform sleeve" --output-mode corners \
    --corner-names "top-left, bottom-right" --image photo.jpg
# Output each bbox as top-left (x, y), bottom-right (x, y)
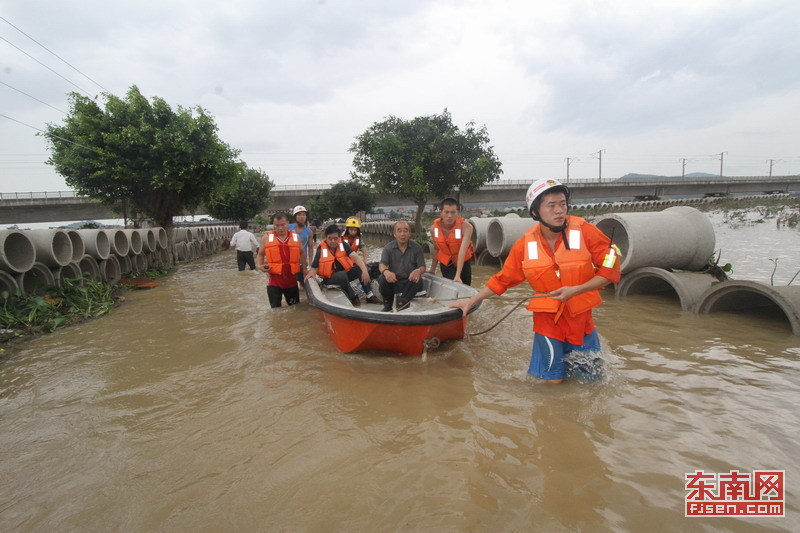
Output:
top-left (584, 223), bottom-right (622, 284)
top-left (485, 237), bottom-right (528, 295)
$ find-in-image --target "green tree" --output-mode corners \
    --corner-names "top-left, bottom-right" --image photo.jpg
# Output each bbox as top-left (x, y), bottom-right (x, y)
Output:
top-left (309, 180), bottom-right (376, 222)
top-left (207, 165), bottom-right (274, 222)
top-left (44, 85), bottom-right (241, 231)
top-left (350, 109), bottom-right (502, 234)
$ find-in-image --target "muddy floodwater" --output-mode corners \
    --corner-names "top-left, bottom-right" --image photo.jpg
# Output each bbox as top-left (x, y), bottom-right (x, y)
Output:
top-left (1, 212), bottom-right (799, 532)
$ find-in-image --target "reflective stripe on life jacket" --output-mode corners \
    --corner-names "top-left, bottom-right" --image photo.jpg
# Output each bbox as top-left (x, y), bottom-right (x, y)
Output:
top-left (264, 231), bottom-right (301, 275)
top-left (316, 242), bottom-right (354, 278)
top-left (520, 216), bottom-right (602, 317)
top-left (432, 217), bottom-right (474, 266)
top-left (342, 235), bottom-right (361, 252)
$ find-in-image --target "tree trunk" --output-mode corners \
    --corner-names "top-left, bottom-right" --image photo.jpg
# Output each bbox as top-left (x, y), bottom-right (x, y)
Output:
top-left (413, 200), bottom-right (426, 237)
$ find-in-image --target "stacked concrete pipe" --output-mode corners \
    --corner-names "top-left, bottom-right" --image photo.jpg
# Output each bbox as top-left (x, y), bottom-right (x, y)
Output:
top-left (26, 229), bottom-right (73, 268)
top-left (469, 217), bottom-right (494, 256)
top-left (0, 230), bottom-right (36, 274)
top-left (104, 229), bottom-right (130, 257)
top-left (16, 263), bottom-right (56, 296)
top-left (99, 255), bottom-right (121, 285)
top-left (123, 230), bottom-right (143, 256)
top-left (64, 230), bottom-right (86, 263)
top-left (78, 255), bottom-right (101, 281)
top-left (79, 230), bottom-right (111, 260)
top-left (485, 216), bottom-right (535, 258)
top-left (0, 270), bottom-right (19, 298)
top-left (594, 206), bottom-right (715, 274)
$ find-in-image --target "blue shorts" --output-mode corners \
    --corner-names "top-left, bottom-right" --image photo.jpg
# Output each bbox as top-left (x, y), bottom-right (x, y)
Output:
top-left (528, 330), bottom-right (604, 381)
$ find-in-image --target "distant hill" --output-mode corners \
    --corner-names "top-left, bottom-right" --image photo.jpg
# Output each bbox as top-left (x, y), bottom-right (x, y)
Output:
top-left (618, 172), bottom-right (718, 180)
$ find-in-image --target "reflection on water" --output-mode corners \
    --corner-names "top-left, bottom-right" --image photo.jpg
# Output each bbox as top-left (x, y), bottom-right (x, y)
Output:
top-left (1, 215), bottom-right (799, 531)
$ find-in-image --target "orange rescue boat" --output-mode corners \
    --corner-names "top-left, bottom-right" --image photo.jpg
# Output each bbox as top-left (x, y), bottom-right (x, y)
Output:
top-left (305, 273), bottom-right (482, 356)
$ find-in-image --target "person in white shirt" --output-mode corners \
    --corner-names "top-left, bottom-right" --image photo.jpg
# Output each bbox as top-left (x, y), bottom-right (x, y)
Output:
top-left (229, 221), bottom-right (260, 271)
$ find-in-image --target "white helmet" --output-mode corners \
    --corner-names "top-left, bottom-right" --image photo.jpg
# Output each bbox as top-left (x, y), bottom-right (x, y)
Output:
top-left (525, 178), bottom-right (570, 217)
top-left (292, 205), bottom-right (308, 216)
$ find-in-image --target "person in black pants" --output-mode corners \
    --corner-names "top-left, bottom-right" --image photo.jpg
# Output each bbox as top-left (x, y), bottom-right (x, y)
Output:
top-left (228, 221), bottom-right (260, 271)
top-left (378, 220), bottom-right (427, 312)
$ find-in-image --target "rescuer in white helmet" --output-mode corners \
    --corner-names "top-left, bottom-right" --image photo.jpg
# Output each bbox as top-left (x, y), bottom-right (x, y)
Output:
top-left (289, 205), bottom-right (314, 287)
top-left (451, 178), bottom-right (621, 384)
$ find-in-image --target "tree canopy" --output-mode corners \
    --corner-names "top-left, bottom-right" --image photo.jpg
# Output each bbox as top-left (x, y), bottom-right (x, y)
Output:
top-left (349, 109), bottom-right (502, 234)
top-left (206, 165), bottom-right (274, 222)
top-left (44, 85), bottom-right (241, 229)
top-left (309, 180), bottom-right (376, 222)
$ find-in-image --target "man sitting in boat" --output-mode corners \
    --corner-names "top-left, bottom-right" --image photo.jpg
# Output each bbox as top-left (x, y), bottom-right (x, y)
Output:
top-left (378, 220), bottom-right (427, 312)
top-left (429, 197), bottom-right (475, 285)
top-left (451, 178), bottom-right (621, 383)
top-left (257, 213), bottom-right (307, 308)
top-left (306, 224), bottom-right (379, 307)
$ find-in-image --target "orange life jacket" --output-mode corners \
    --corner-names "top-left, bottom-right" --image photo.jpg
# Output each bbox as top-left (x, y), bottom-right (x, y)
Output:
top-left (342, 235), bottom-right (361, 252)
top-left (263, 231), bottom-right (301, 275)
top-left (520, 216), bottom-right (602, 317)
top-left (316, 242), bottom-right (354, 278)
top-left (432, 217), bottom-right (474, 266)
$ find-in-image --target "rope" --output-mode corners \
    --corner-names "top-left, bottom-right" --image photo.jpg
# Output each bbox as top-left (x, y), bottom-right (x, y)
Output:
top-left (466, 298), bottom-right (529, 336)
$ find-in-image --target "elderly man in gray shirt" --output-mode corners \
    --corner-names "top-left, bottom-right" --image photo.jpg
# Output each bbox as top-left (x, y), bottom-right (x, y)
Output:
top-left (378, 220), bottom-right (427, 312)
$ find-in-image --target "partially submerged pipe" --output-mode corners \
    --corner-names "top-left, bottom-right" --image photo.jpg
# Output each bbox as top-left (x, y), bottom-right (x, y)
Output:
top-left (26, 229), bottom-right (73, 267)
top-left (615, 267), bottom-right (719, 312)
top-left (0, 230), bottom-right (36, 273)
top-left (696, 280), bottom-right (800, 336)
top-left (594, 206), bottom-right (715, 274)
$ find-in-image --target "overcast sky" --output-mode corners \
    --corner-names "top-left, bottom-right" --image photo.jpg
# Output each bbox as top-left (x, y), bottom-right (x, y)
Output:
top-left (2, 0), bottom-right (799, 193)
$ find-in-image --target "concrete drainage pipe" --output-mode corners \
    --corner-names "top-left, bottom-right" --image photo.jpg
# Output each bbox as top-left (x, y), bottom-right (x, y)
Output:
top-left (78, 255), bottom-right (101, 281)
top-left (615, 266), bottom-right (720, 312)
top-left (0, 230), bottom-right (36, 274)
top-left (78, 230), bottom-right (111, 260)
top-left (696, 280), bottom-right (800, 336)
top-left (16, 262), bottom-right (56, 296)
top-left (104, 229), bottom-right (130, 257)
top-left (99, 255), bottom-right (121, 285)
top-left (594, 206), bottom-right (715, 274)
top-left (485, 217), bottom-right (535, 258)
top-left (469, 217), bottom-right (493, 256)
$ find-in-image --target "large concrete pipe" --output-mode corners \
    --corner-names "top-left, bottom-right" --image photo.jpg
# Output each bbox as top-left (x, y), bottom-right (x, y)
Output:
top-left (154, 227), bottom-right (168, 249)
top-left (696, 280), bottom-right (800, 336)
top-left (615, 267), bottom-right (720, 312)
top-left (0, 230), bottom-right (36, 274)
top-left (132, 253), bottom-right (148, 273)
top-left (138, 229), bottom-right (157, 253)
top-left (52, 262), bottom-right (84, 287)
top-left (594, 206), bottom-right (715, 274)
top-left (64, 230), bottom-right (85, 263)
top-left (123, 230), bottom-right (143, 255)
top-left (78, 255), bottom-right (101, 281)
top-left (26, 229), bottom-right (73, 268)
top-left (475, 248), bottom-right (502, 267)
top-left (485, 217), bottom-right (535, 258)
top-left (420, 241), bottom-right (435, 258)
top-left (469, 217), bottom-right (493, 256)
top-left (15, 262), bottom-right (56, 296)
top-left (99, 255), bottom-right (121, 285)
top-left (174, 228), bottom-right (194, 243)
top-left (0, 270), bottom-right (19, 298)
top-left (104, 229), bottom-right (130, 257)
top-left (117, 254), bottom-right (133, 276)
top-left (79, 230), bottom-right (111, 260)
